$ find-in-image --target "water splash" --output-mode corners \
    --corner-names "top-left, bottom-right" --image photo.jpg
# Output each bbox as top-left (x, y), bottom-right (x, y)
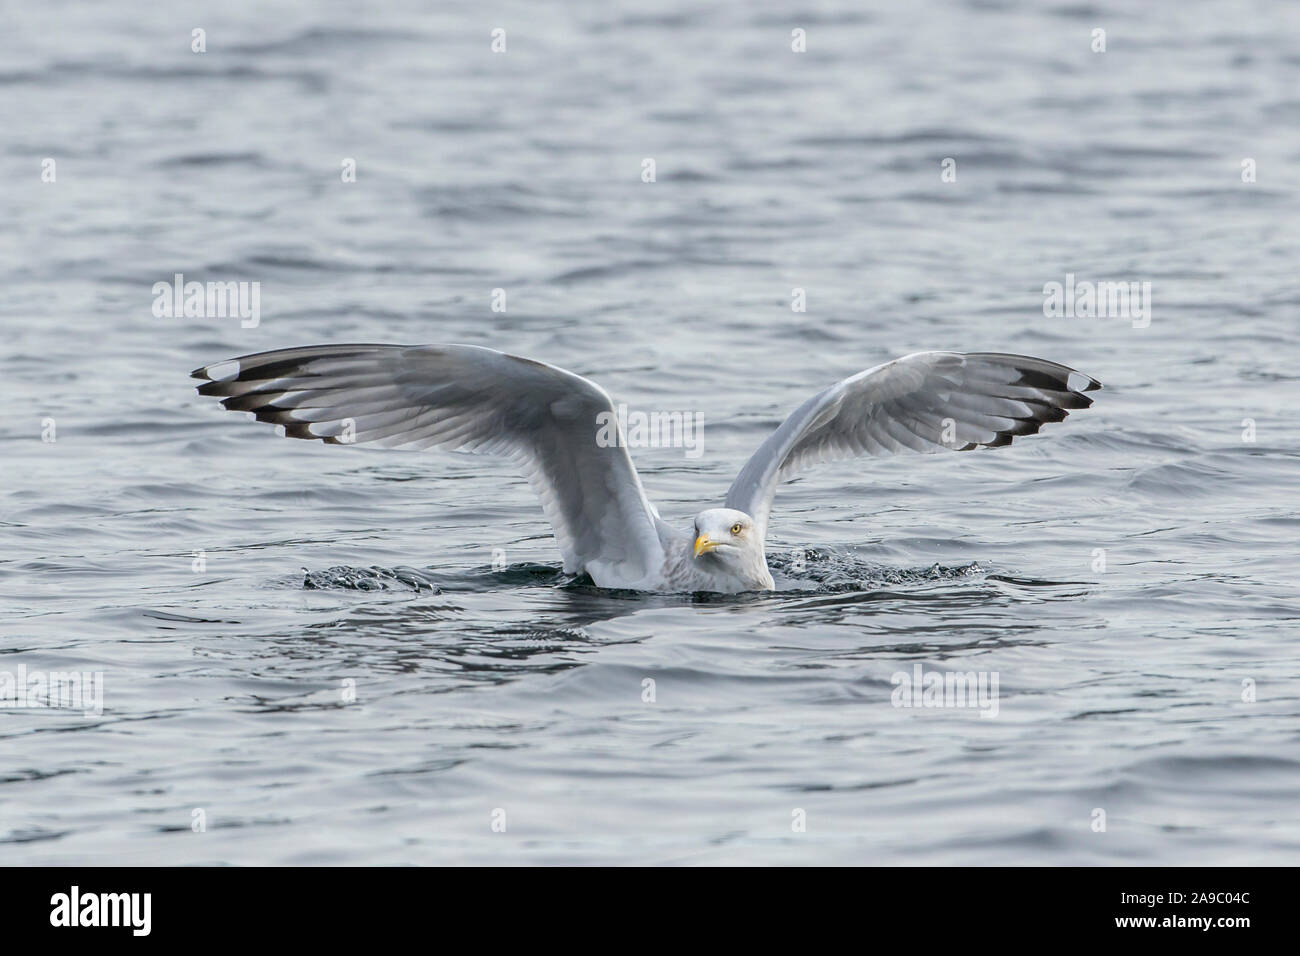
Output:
top-left (298, 551), bottom-right (989, 597)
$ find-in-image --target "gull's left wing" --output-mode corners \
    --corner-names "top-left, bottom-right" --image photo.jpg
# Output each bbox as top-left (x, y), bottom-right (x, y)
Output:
top-left (724, 351), bottom-right (1101, 538)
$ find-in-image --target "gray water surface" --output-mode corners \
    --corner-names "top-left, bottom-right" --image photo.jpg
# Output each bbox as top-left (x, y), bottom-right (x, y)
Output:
top-left (3, 0), bottom-right (1300, 864)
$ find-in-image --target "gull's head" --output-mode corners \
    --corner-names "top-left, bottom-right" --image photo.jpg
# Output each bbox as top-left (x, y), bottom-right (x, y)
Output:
top-left (690, 508), bottom-right (773, 591)
top-left (692, 508), bottom-right (759, 562)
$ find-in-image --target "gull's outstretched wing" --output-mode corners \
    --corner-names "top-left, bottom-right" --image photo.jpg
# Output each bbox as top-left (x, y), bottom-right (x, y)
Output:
top-left (192, 344), bottom-right (666, 586)
top-left (724, 351), bottom-right (1101, 537)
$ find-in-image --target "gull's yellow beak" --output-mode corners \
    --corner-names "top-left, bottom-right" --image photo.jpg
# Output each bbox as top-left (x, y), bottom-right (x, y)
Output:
top-left (694, 533), bottom-right (719, 558)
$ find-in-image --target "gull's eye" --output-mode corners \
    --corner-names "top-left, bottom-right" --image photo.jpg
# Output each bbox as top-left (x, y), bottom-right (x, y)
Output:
top-left (730, 523), bottom-right (743, 536)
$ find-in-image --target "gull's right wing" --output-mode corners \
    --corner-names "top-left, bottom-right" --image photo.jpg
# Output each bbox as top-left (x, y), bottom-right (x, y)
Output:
top-left (192, 344), bottom-right (666, 586)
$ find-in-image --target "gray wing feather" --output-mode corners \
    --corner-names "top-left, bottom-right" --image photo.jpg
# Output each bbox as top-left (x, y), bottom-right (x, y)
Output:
top-left (724, 351), bottom-right (1101, 537)
top-left (192, 344), bottom-right (665, 583)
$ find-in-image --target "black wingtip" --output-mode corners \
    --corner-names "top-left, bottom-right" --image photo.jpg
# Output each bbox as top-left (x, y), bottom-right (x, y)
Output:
top-left (1070, 368), bottom-right (1102, 392)
top-left (1084, 377), bottom-right (1103, 392)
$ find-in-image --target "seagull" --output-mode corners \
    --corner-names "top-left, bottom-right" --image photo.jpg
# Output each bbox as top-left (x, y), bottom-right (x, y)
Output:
top-left (192, 345), bottom-right (1100, 593)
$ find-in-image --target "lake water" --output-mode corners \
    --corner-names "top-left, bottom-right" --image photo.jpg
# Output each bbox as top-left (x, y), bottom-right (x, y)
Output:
top-left (3, 0), bottom-right (1299, 864)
